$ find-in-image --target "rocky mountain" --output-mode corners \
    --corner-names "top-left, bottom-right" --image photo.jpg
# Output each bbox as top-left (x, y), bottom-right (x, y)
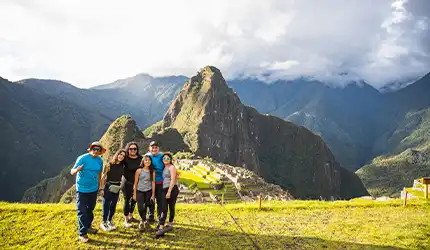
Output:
top-left (0, 77), bottom-right (111, 201)
top-left (14, 67), bottom-right (430, 201)
top-left (152, 66), bottom-right (368, 199)
top-left (228, 79), bottom-right (389, 171)
top-left (229, 73), bottom-right (430, 171)
top-left (19, 71), bottom-right (430, 174)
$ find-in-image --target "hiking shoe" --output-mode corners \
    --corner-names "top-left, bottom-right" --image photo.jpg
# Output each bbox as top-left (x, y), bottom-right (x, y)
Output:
top-left (153, 224), bottom-right (160, 232)
top-left (78, 235), bottom-right (89, 243)
top-left (124, 218), bottom-right (132, 228)
top-left (164, 224), bottom-right (173, 232)
top-left (155, 228), bottom-right (165, 238)
top-left (107, 221), bottom-right (116, 231)
top-left (100, 222), bottom-right (110, 232)
top-left (128, 216), bottom-right (139, 223)
top-left (87, 227), bottom-right (98, 234)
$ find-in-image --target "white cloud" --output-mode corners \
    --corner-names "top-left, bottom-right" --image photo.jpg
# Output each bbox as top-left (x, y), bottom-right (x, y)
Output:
top-left (0, 0), bottom-right (428, 88)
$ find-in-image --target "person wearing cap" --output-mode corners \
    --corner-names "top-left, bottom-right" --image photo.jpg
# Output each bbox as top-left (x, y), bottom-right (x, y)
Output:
top-left (70, 141), bottom-right (106, 243)
top-left (145, 141), bottom-right (164, 223)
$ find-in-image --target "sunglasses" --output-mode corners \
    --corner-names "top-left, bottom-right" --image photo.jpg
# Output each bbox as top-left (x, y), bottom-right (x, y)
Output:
top-left (129, 148), bottom-right (137, 151)
top-left (92, 147), bottom-right (102, 152)
top-left (162, 157), bottom-right (171, 161)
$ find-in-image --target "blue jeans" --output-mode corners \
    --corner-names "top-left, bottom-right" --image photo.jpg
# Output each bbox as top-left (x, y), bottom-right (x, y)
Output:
top-left (102, 184), bottom-right (120, 222)
top-left (76, 191), bottom-right (97, 236)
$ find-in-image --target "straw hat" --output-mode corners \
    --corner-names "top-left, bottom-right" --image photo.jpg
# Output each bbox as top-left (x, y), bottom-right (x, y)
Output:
top-left (87, 141), bottom-right (106, 154)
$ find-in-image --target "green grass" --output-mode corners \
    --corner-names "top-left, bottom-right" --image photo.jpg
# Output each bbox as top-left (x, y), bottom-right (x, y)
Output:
top-left (1, 200), bottom-right (429, 249)
top-left (177, 169), bottom-right (240, 201)
top-left (178, 170), bottom-right (211, 189)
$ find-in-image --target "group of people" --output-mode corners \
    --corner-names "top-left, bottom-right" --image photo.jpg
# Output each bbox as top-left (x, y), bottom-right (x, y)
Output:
top-left (70, 140), bottom-right (179, 243)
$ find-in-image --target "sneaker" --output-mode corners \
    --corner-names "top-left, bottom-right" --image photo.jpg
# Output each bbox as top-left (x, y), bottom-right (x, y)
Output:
top-left (87, 227), bottom-right (98, 234)
top-left (78, 235), bottom-right (89, 243)
top-left (128, 216), bottom-right (139, 223)
top-left (107, 221), bottom-right (116, 231)
top-left (124, 218), bottom-right (132, 228)
top-left (155, 228), bottom-right (165, 238)
top-left (164, 224), bottom-right (173, 232)
top-left (100, 222), bottom-right (110, 232)
top-left (138, 221), bottom-right (145, 232)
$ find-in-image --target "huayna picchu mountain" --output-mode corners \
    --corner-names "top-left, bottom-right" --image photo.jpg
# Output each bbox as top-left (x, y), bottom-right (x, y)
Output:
top-left (150, 66), bottom-right (368, 199)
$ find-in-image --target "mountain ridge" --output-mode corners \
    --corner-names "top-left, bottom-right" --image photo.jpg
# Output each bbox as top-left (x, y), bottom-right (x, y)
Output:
top-left (157, 65), bottom-right (368, 199)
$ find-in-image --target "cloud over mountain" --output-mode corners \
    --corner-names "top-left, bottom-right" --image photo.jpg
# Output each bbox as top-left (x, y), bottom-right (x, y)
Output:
top-left (0, 0), bottom-right (428, 88)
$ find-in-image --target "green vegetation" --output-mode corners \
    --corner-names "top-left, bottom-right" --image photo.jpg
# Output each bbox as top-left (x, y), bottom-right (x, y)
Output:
top-left (143, 120), bottom-right (165, 137)
top-left (0, 77), bottom-right (111, 201)
top-left (384, 107), bottom-right (430, 154)
top-left (177, 170), bottom-right (211, 190)
top-left (357, 144), bottom-right (430, 197)
top-left (22, 165), bottom-right (74, 203)
top-left (1, 200), bottom-right (429, 249)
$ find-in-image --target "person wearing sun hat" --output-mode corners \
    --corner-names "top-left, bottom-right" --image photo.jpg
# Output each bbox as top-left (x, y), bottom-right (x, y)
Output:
top-left (70, 141), bottom-right (106, 243)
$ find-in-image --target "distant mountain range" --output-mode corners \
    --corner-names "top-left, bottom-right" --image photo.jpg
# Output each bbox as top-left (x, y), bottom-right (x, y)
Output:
top-left (23, 67), bottom-right (369, 202)
top-left (0, 77), bottom-right (111, 201)
top-left (1, 69), bottom-right (429, 201)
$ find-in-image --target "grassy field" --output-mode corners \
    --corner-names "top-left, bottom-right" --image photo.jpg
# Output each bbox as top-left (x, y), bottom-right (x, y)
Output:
top-left (1, 199), bottom-right (429, 249)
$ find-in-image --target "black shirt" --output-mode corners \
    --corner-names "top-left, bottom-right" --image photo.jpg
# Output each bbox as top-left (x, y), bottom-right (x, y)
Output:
top-left (124, 156), bottom-right (142, 182)
top-left (106, 163), bottom-right (124, 183)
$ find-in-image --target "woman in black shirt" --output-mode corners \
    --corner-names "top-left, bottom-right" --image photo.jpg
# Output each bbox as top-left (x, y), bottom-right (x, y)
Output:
top-left (122, 142), bottom-right (143, 227)
top-left (99, 149), bottom-right (126, 231)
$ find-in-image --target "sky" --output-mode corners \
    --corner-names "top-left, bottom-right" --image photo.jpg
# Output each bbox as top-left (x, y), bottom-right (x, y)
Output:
top-left (0, 0), bottom-right (429, 88)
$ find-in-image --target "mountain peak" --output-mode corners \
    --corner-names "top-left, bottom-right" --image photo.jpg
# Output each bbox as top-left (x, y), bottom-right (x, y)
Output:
top-left (163, 65), bottom-right (239, 134)
top-left (159, 66), bottom-right (368, 199)
top-left (99, 115), bottom-right (146, 161)
top-left (183, 65), bottom-right (230, 94)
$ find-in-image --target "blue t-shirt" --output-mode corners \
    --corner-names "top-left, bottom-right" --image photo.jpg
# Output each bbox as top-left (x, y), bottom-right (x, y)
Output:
top-left (73, 153), bottom-right (103, 193)
top-left (146, 152), bottom-right (164, 183)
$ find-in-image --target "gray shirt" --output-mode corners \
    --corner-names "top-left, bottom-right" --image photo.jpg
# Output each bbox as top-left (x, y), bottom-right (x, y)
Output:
top-left (137, 169), bottom-right (152, 192)
top-left (162, 165), bottom-right (176, 189)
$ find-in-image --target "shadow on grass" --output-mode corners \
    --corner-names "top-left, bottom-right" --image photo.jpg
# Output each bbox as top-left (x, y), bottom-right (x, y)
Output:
top-left (86, 222), bottom-right (410, 250)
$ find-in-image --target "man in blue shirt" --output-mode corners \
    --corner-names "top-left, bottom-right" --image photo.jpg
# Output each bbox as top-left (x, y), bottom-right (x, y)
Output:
top-left (145, 141), bottom-right (164, 223)
top-left (71, 141), bottom-right (106, 243)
